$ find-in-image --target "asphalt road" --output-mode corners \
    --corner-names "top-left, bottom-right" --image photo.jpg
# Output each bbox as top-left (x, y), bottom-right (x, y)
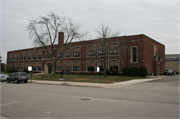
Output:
top-left (0, 76), bottom-right (179, 118)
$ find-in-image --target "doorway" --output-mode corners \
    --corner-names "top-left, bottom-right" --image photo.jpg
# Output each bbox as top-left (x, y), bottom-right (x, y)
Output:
top-left (48, 65), bottom-right (52, 73)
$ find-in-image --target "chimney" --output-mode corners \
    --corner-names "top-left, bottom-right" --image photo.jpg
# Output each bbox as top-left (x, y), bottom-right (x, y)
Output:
top-left (58, 32), bottom-right (64, 45)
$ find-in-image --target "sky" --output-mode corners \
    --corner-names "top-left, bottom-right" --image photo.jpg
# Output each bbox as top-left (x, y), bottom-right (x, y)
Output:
top-left (0, 0), bottom-right (179, 64)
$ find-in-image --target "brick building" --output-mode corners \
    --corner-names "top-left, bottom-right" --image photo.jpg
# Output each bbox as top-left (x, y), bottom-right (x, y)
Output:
top-left (7, 32), bottom-right (165, 75)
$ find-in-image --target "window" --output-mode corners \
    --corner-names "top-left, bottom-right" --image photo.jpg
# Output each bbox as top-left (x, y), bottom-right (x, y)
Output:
top-left (17, 57), bottom-right (20, 61)
top-left (65, 48), bottom-right (71, 58)
top-left (38, 55), bottom-right (42, 59)
top-left (98, 44), bottom-right (106, 56)
top-left (154, 46), bottom-right (157, 58)
top-left (33, 55), bottom-right (37, 60)
top-left (109, 43), bottom-right (118, 55)
top-left (28, 56), bottom-right (31, 60)
top-left (38, 51), bottom-right (42, 59)
top-left (16, 66), bottom-right (19, 70)
top-left (21, 67), bottom-right (23, 70)
top-left (110, 60), bottom-right (118, 71)
top-left (9, 57), bottom-right (11, 61)
top-left (46, 50), bottom-right (52, 59)
top-left (32, 66), bottom-right (36, 71)
top-left (38, 66), bottom-right (42, 71)
top-left (24, 56), bottom-right (26, 60)
top-left (12, 67), bottom-right (15, 70)
top-left (13, 57), bottom-right (15, 61)
top-left (73, 61), bottom-right (80, 71)
top-left (132, 47), bottom-right (137, 62)
top-left (65, 62), bottom-right (71, 71)
top-left (87, 61), bottom-right (95, 71)
top-left (73, 47), bottom-right (80, 57)
top-left (22, 56), bottom-right (23, 60)
top-left (57, 62), bottom-right (63, 71)
top-left (87, 45), bottom-right (95, 56)
top-left (57, 49), bottom-right (63, 58)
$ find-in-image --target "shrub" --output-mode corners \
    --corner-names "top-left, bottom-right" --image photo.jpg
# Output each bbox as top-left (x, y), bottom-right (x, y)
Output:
top-left (23, 69), bottom-right (29, 73)
top-left (122, 67), bottom-right (130, 76)
top-left (112, 69), bottom-right (119, 75)
top-left (139, 66), bottom-right (147, 77)
top-left (130, 67), bottom-right (138, 76)
top-left (106, 69), bottom-right (110, 75)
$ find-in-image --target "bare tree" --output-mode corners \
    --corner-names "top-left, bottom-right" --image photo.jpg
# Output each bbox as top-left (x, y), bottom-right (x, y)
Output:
top-left (94, 21), bottom-right (129, 77)
top-left (27, 12), bottom-right (87, 76)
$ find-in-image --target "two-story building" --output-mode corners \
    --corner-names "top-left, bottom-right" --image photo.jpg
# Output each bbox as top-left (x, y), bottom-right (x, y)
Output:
top-left (7, 32), bottom-right (165, 75)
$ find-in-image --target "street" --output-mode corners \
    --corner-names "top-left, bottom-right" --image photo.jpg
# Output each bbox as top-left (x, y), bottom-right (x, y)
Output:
top-left (0, 76), bottom-right (179, 118)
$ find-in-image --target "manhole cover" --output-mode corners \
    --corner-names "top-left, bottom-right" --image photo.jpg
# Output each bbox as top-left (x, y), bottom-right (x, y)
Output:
top-left (81, 98), bottom-right (90, 101)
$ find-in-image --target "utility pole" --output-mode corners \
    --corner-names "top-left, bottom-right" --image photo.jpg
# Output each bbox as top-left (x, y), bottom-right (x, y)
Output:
top-left (0, 53), bottom-right (2, 74)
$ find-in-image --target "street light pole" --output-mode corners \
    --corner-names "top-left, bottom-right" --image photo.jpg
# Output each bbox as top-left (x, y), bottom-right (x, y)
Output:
top-left (0, 54), bottom-right (2, 74)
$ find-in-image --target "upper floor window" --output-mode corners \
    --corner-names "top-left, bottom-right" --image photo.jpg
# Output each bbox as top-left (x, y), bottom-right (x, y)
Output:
top-left (98, 44), bottom-right (106, 56)
top-left (109, 43), bottom-right (118, 55)
top-left (28, 56), bottom-right (31, 60)
top-left (13, 57), bottom-right (16, 61)
top-left (46, 50), bottom-right (52, 59)
top-left (154, 46), bottom-right (157, 58)
top-left (9, 57), bottom-right (11, 61)
top-left (57, 49), bottom-right (63, 58)
top-left (17, 57), bottom-right (20, 61)
top-left (65, 48), bottom-right (71, 58)
top-left (38, 55), bottom-right (42, 59)
top-left (73, 47), bottom-right (80, 57)
top-left (131, 47), bottom-right (137, 63)
top-left (33, 55), bottom-right (37, 60)
top-left (87, 45), bottom-right (95, 56)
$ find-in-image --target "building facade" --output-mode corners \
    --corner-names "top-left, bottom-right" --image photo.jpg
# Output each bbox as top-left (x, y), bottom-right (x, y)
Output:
top-left (7, 32), bottom-right (165, 75)
top-left (165, 54), bottom-right (179, 73)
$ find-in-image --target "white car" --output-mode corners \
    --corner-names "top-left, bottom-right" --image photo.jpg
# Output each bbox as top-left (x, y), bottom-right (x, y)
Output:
top-left (0, 74), bottom-right (9, 82)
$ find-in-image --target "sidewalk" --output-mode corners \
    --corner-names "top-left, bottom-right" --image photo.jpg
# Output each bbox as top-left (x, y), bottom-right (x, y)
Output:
top-left (28, 76), bottom-right (166, 89)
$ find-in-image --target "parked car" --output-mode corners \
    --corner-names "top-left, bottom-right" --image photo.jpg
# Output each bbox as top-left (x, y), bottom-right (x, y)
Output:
top-left (0, 74), bottom-right (9, 82)
top-left (7, 72), bottom-right (29, 83)
top-left (164, 69), bottom-right (175, 76)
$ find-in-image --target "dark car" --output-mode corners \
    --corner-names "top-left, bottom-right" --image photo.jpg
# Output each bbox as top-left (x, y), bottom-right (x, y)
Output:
top-left (7, 72), bottom-right (29, 83)
top-left (164, 69), bottom-right (175, 76)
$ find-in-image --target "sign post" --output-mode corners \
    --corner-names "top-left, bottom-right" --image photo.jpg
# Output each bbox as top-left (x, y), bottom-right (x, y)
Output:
top-left (97, 67), bottom-right (99, 83)
top-left (28, 66), bottom-right (32, 82)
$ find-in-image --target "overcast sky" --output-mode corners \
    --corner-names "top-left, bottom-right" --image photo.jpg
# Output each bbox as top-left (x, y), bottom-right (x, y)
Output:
top-left (0, 0), bottom-right (179, 63)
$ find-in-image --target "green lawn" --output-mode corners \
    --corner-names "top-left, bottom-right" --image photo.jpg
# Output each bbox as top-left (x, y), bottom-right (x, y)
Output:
top-left (32, 73), bottom-right (149, 83)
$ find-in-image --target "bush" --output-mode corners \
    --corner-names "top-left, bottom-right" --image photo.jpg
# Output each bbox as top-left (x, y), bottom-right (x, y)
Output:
top-left (106, 69), bottom-right (110, 75)
top-left (139, 66), bottom-right (147, 77)
top-left (7, 69), bottom-right (17, 73)
top-left (130, 67), bottom-right (138, 76)
top-left (23, 69), bottom-right (29, 73)
top-left (122, 67), bottom-right (130, 76)
top-left (112, 69), bottom-right (118, 75)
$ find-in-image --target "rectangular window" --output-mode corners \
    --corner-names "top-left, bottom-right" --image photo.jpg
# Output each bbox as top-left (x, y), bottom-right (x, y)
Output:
top-left (65, 48), bottom-right (71, 58)
top-left (110, 60), bottom-right (118, 71)
top-left (24, 56), bottom-right (26, 60)
top-left (98, 62), bottom-right (104, 72)
top-left (21, 56), bottom-right (23, 60)
top-left (98, 44), bottom-right (106, 56)
top-left (65, 62), bottom-right (71, 71)
top-left (131, 47), bottom-right (137, 63)
top-left (12, 67), bottom-right (15, 70)
top-left (9, 57), bottom-right (11, 61)
top-left (73, 47), bottom-right (80, 57)
top-left (46, 50), bottom-right (52, 59)
top-left (73, 61), bottom-right (80, 71)
top-left (87, 45), bottom-right (95, 56)
top-left (87, 61), bottom-right (95, 71)
top-left (13, 57), bottom-right (15, 61)
top-left (32, 66), bottom-right (36, 71)
top-left (28, 56), bottom-right (31, 60)
top-left (109, 43), bottom-right (118, 55)
top-left (21, 67), bottom-right (23, 70)
top-left (17, 57), bottom-right (20, 61)
top-left (33, 55), bottom-right (37, 60)
top-left (154, 46), bottom-right (157, 57)
top-left (38, 66), bottom-right (42, 71)
top-left (46, 54), bottom-right (51, 59)
top-left (38, 55), bottom-right (42, 59)
top-left (57, 66), bottom-right (62, 71)
top-left (16, 66), bottom-right (19, 70)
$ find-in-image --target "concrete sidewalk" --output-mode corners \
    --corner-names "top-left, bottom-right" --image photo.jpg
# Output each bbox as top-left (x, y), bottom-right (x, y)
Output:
top-left (28, 76), bottom-right (166, 88)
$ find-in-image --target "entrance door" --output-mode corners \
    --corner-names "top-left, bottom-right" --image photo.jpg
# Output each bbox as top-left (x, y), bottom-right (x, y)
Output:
top-left (48, 65), bottom-right (52, 73)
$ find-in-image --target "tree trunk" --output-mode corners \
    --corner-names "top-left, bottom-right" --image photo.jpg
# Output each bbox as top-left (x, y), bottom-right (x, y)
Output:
top-left (51, 58), bottom-right (56, 76)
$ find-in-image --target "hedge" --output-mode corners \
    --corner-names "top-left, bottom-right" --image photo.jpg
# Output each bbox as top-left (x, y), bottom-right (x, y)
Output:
top-left (139, 66), bottom-right (147, 77)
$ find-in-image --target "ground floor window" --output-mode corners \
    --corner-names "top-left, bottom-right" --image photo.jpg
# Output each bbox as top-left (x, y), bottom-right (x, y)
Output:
top-left (110, 60), bottom-right (118, 71)
top-left (32, 66), bottom-right (36, 71)
top-left (57, 66), bottom-right (62, 71)
top-left (87, 61), bottom-right (95, 71)
top-left (73, 66), bottom-right (79, 71)
top-left (65, 66), bottom-right (71, 71)
top-left (73, 61), bottom-right (80, 71)
top-left (38, 66), bottom-right (42, 71)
